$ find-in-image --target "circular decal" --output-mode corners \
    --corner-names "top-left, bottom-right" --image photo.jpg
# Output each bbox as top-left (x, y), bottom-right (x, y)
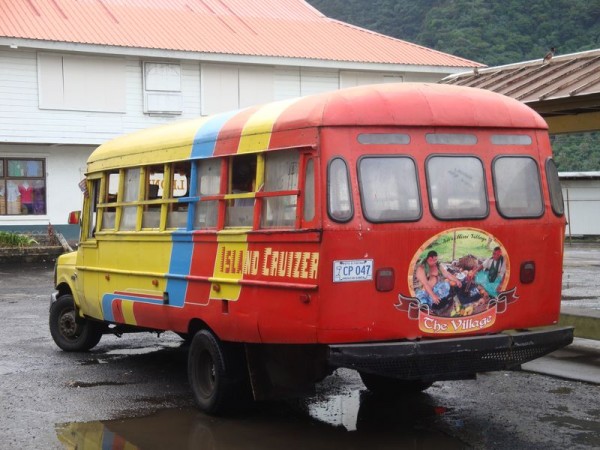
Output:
top-left (408, 227), bottom-right (510, 319)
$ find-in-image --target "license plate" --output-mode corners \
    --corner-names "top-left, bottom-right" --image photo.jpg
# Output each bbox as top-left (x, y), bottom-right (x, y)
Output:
top-left (333, 259), bottom-right (373, 282)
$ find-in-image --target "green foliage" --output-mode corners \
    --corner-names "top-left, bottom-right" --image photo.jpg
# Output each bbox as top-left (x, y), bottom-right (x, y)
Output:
top-left (307, 0), bottom-right (600, 171)
top-left (0, 231), bottom-right (38, 247)
top-left (551, 133), bottom-right (600, 172)
top-left (307, 0), bottom-right (600, 66)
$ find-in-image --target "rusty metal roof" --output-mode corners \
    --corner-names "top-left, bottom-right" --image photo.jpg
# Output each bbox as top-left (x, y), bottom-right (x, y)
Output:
top-left (441, 49), bottom-right (600, 117)
top-left (0, 0), bottom-right (480, 68)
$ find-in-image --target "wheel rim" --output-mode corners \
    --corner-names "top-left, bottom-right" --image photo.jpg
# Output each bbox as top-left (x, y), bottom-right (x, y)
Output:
top-left (197, 349), bottom-right (216, 398)
top-left (58, 308), bottom-right (81, 341)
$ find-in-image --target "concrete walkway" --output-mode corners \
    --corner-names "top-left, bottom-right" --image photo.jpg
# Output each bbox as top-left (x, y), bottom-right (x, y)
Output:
top-left (560, 243), bottom-right (600, 340)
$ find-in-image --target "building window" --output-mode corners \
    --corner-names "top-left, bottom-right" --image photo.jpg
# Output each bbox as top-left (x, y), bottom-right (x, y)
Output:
top-left (38, 53), bottom-right (126, 112)
top-left (0, 158), bottom-right (46, 216)
top-left (143, 62), bottom-right (183, 115)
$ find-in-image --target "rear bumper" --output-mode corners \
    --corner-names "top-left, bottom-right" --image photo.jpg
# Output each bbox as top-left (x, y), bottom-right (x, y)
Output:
top-left (328, 326), bottom-right (574, 381)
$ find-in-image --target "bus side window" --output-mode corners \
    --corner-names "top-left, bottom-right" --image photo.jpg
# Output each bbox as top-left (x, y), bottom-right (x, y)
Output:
top-left (100, 171), bottom-right (119, 230)
top-left (226, 154), bottom-right (256, 228)
top-left (194, 158), bottom-right (221, 230)
top-left (261, 149), bottom-right (299, 229)
top-left (121, 167), bottom-right (141, 230)
top-left (303, 158), bottom-right (315, 222)
top-left (85, 178), bottom-right (100, 239)
top-left (142, 164), bottom-right (164, 229)
top-left (167, 162), bottom-right (190, 229)
top-left (327, 157), bottom-right (353, 222)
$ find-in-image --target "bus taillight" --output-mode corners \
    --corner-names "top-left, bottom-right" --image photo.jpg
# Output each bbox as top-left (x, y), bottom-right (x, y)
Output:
top-left (520, 261), bottom-right (536, 284)
top-left (376, 268), bottom-right (395, 292)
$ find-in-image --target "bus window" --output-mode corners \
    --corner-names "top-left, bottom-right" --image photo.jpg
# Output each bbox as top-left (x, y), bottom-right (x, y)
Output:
top-left (426, 156), bottom-right (487, 220)
top-left (142, 164), bottom-right (164, 229)
top-left (358, 156), bottom-right (420, 222)
top-left (85, 178), bottom-right (100, 239)
top-left (100, 171), bottom-right (119, 230)
top-left (357, 133), bottom-right (410, 145)
top-left (426, 133), bottom-right (477, 145)
top-left (121, 167), bottom-right (141, 230)
top-left (546, 158), bottom-right (565, 216)
top-left (493, 156), bottom-right (543, 218)
top-left (194, 158), bottom-right (221, 230)
top-left (303, 158), bottom-right (315, 222)
top-left (226, 154), bottom-right (256, 227)
top-left (491, 134), bottom-right (532, 145)
top-left (167, 162), bottom-right (190, 229)
top-left (327, 157), bottom-right (353, 222)
top-left (261, 149), bottom-right (299, 229)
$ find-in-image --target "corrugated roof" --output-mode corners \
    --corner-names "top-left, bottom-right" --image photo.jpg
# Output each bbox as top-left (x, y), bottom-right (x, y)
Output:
top-left (441, 49), bottom-right (600, 116)
top-left (0, 0), bottom-right (480, 67)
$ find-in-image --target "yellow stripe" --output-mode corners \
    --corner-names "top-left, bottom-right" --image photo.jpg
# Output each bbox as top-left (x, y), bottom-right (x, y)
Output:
top-left (88, 117), bottom-right (210, 171)
top-left (237, 98), bottom-right (298, 153)
top-left (210, 232), bottom-right (250, 301)
top-left (121, 300), bottom-right (137, 326)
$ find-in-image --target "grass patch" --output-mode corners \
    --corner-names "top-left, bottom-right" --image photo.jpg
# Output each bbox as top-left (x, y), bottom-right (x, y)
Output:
top-left (0, 231), bottom-right (39, 247)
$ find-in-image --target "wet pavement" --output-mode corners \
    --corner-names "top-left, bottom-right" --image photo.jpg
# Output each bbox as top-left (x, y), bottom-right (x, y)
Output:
top-left (1, 244), bottom-right (599, 449)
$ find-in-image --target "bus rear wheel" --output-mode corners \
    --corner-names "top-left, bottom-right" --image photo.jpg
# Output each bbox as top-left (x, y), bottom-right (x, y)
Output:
top-left (49, 294), bottom-right (103, 352)
top-left (359, 372), bottom-right (433, 395)
top-left (187, 329), bottom-right (251, 415)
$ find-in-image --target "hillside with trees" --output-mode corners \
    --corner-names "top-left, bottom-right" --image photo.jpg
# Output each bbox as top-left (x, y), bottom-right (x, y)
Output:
top-left (307, 0), bottom-right (600, 171)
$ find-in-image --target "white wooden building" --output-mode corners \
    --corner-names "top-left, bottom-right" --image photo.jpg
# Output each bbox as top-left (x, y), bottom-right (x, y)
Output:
top-left (560, 172), bottom-right (600, 237)
top-left (0, 0), bottom-right (481, 239)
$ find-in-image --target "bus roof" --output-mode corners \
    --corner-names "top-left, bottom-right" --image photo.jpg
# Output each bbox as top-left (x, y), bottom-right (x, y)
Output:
top-left (88, 83), bottom-right (547, 172)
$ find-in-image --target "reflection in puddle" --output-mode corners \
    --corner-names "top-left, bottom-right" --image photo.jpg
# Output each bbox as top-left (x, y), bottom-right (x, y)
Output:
top-left (307, 390), bottom-right (361, 431)
top-left (56, 388), bottom-right (465, 450)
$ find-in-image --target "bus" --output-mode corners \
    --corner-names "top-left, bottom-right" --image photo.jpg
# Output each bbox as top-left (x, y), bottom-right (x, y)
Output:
top-left (50, 83), bottom-right (573, 414)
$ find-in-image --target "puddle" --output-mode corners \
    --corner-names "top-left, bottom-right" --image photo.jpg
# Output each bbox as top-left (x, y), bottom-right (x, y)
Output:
top-left (56, 390), bottom-right (466, 449)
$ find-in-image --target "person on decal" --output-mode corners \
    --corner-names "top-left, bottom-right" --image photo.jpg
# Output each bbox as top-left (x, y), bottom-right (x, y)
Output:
top-left (415, 250), bottom-right (462, 309)
top-left (471, 246), bottom-right (506, 294)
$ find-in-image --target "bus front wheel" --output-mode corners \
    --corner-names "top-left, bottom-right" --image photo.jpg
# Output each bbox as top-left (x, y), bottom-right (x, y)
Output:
top-left (359, 372), bottom-right (433, 395)
top-left (187, 329), bottom-right (251, 415)
top-left (49, 294), bottom-right (103, 352)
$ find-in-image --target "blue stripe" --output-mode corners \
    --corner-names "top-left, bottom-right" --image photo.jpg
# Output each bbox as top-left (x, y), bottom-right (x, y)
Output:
top-left (166, 236), bottom-right (194, 307)
top-left (101, 293), bottom-right (164, 322)
top-left (191, 109), bottom-right (240, 158)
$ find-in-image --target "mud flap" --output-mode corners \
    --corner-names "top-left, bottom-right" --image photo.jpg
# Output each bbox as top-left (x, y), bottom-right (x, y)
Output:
top-left (245, 344), bottom-right (331, 400)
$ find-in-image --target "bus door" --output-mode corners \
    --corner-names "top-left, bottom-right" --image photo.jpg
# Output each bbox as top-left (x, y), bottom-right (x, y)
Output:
top-left (76, 176), bottom-right (101, 319)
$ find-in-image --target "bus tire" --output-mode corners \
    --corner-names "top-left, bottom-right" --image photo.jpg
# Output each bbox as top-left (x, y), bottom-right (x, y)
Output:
top-left (187, 329), bottom-right (251, 415)
top-left (359, 372), bottom-right (433, 395)
top-left (49, 294), bottom-right (103, 352)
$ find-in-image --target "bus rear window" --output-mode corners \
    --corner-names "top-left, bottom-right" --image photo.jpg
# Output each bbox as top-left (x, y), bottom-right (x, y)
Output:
top-left (358, 156), bottom-right (420, 222)
top-left (327, 158), bottom-right (353, 222)
top-left (493, 156), bottom-right (543, 218)
top-left (546, 158), bottom-right (564, 216)
top-left (426, 156), bottom-right (487, 220)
